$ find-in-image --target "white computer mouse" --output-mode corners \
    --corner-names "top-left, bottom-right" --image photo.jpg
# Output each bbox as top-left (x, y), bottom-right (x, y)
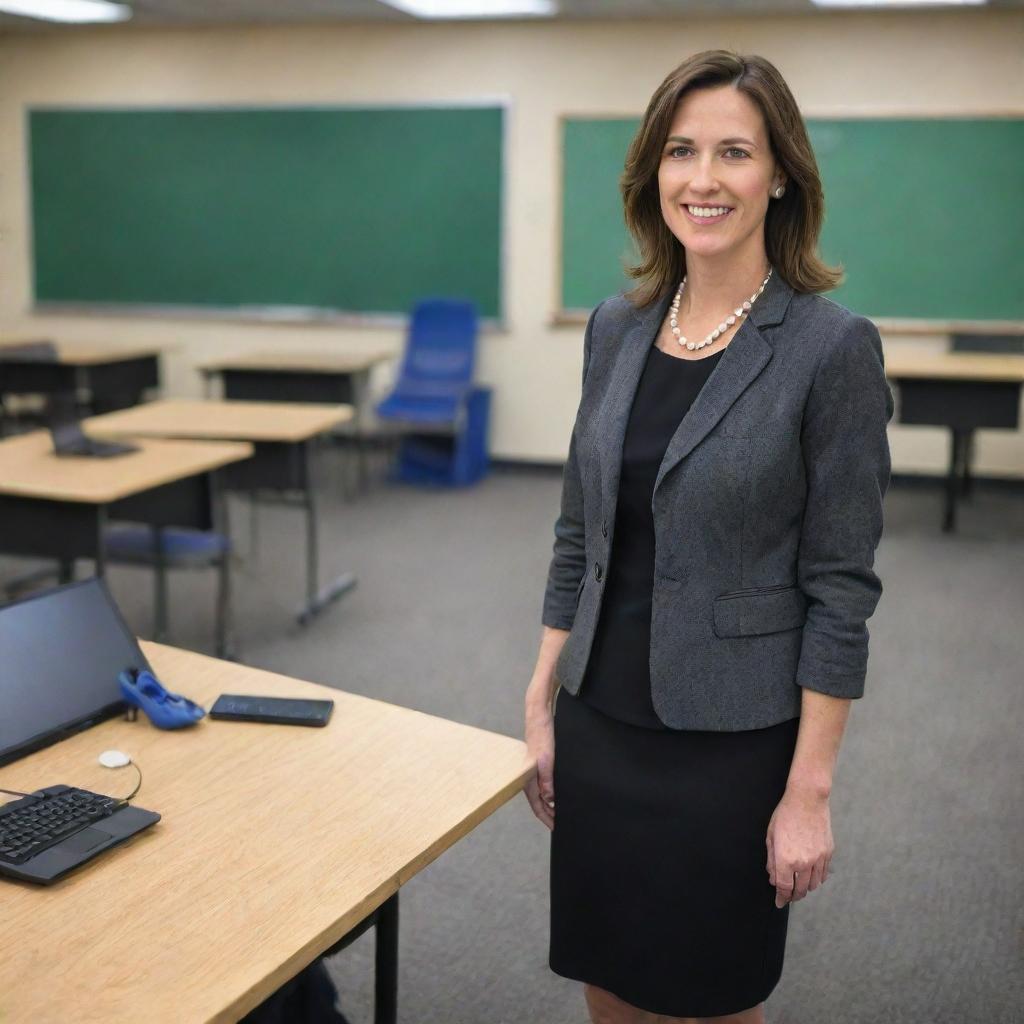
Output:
top-left (98, 749), bottom-right (132, 769)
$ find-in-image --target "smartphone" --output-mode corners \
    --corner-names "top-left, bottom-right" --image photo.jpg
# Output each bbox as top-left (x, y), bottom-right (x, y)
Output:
top-left (209, 694), bottom-right (334, 727)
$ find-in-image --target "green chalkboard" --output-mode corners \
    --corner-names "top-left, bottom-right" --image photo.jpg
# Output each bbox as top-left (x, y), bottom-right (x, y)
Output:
top-left (30, 106), bottom-right (504, 319)
top-left (560, 116), bottom-right (1024, 321)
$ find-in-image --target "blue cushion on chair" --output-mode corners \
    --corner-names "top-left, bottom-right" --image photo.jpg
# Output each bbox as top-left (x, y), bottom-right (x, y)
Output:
top-left (376, 393), bottom-right (462, 426)
top-left (103, 525), bottom-right (230, 567)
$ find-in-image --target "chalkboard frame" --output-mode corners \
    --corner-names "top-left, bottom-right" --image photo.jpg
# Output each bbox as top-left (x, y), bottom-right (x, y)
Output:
top-left (554, 110), bottom-right (1024, 334)
top-left (26, 99), bottom-right (511, 329)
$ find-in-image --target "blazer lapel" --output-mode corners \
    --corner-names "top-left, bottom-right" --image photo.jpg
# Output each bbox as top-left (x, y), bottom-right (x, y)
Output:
top-left (596, 289), bottom-right (673, 525)
top-left (653, 270), bottom-right (795, 495)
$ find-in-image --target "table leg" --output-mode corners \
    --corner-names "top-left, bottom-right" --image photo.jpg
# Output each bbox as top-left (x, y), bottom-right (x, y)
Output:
top-left (374, 893), bottom-right (399, 1024)
top-left (152, 525), bottom-right (169, 641)
top-left (214, 478), bottom-right (237, 661)
top-left (352, 369), bottom-right (371, 493)
top-left (962, 430), bottom-right (975, 499)
top-left (297, 439), bottom-right (356, 626)
top-left (943, 429), bottom-right (970, 533)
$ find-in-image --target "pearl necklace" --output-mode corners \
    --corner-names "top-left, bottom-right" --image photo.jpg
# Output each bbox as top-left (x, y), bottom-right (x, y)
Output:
top-left (670, 266), bottom-right (773, 351)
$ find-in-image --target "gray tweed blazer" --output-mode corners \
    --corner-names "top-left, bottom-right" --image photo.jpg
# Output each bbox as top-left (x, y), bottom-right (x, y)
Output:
top-left (542, 270), bottom-right (894, 731)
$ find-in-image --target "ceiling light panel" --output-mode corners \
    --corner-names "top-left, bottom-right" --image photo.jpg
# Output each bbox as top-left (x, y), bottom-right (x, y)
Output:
top-left (380, 0), bottom-right (556, 18)
top-left (0, 0), bottom-right (130, 21)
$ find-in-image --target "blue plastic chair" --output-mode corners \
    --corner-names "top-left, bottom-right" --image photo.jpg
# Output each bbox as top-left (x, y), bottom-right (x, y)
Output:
top-left (375, 299), bottom-right (491, 486)
top-left (102, 525), bottom-right (234, 658)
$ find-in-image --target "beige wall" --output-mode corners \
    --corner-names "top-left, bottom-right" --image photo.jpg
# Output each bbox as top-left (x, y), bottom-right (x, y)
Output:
top-left (1, 10), bottom-right (1022, 473)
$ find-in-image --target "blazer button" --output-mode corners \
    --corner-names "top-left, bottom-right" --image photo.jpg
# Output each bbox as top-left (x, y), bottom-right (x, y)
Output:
top-left (593, 562), bottom-right (603, 582)
top-left (601, 521), bottom-right (608, 538)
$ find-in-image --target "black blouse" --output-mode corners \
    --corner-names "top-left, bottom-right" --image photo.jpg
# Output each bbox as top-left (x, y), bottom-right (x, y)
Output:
top-left (578, 343), bottom-right (725, 729)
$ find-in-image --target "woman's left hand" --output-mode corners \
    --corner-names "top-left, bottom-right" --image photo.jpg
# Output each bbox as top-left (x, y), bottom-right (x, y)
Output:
top-left (765, 786), bottom-right (835, 908)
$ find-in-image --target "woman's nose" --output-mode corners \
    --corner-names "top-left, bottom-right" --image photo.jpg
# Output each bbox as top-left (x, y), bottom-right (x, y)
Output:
top-left (689, 155), bottom-right (719, 192)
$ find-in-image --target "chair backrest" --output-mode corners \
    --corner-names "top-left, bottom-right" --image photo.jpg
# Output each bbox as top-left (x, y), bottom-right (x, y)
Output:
top-left (394, 299), bottom-right (478, 396)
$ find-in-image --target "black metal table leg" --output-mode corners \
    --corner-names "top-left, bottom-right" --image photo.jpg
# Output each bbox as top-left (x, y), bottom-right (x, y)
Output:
top-left (943, 429), bottom-right (971, 533)
top-left (152, 525), bottom-right (169, 641)
top-left (297, 439), bottom-right (356, 625)
top-left (374, 893), bottom-right (399, 1024)
top-left (962, 430), bottom-right (976, 499)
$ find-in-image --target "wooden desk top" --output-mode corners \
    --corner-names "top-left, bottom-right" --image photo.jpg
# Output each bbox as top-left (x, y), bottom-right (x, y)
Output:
top-left (198, 349), bottom-right (394, 375)
top-left (885, 352), bottom-right (1024, 383)
top-left (87, 399), bottom-right (353, 444)
top-left (0, 642), bottom-right (530, 1024)
top-left (0, 431), bottom-right (252, 504)
top-left (0, 339), bottom-right (165, 366)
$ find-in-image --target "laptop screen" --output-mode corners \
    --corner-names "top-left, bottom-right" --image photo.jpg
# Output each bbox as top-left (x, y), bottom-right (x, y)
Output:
top-left (0, 578), bottom-right (150, 768)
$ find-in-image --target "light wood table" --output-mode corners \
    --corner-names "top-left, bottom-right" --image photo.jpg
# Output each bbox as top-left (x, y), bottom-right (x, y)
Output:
top-left (0, 429), bottom-right (250, 505)
top-left (199, 349), bottom-right (394, 379)
top-left (885, 351), bottom-right (1024, 531)
top-left (0, 339), bottom-right (165, 414)
top-left (0, 641), bottom-right (531, 1024)
top-left (0, 339), bottom-right (165, 366)
top-left (87, 399), bottom-right (358, 624)
top-left (0, 430), bottom-right (251, 649)
top-left (86, 398), bottom-right (350, 445)
top-left (198, 350), bottom-right (395, 488)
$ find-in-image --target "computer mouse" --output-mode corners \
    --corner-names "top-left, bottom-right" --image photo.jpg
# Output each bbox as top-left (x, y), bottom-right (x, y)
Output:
top-left (98, 750), bottom-right (131, 769)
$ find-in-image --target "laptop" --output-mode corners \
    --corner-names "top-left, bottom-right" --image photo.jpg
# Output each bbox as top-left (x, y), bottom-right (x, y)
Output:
top-left (47, 393), bottom-right (138, 459)
top-left (0, 578), bottom-right (160, 884)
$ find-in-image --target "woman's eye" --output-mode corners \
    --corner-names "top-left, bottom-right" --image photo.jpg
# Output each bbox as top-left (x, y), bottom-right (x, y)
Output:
top-left (665, 146), bottom-right (749, 159)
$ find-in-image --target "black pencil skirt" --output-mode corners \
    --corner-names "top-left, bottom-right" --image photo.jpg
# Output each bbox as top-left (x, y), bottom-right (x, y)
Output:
top-left (549, 687), bottom-right (800, 1019)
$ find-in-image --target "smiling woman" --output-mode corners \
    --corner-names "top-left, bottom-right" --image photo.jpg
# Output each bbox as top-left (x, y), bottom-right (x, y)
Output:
top-left (527, 48), bottom-right (893, 1024)
top-left (621, 52), bottom-right (840, 314)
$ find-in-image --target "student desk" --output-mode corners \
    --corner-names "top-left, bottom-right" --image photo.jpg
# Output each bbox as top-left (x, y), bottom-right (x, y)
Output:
top-left (0, 340), bottom-right (164, 414)
top-left (198, 350), bottom-right (395, 486)
top-left (86, 399), bottom-right (357, 625)
top-left (0, 430), bottom-right (251, 643)
top-left (885, 352), bottom-right (1024, 532)
top-left (0, 641), bottom-right (531, 1024)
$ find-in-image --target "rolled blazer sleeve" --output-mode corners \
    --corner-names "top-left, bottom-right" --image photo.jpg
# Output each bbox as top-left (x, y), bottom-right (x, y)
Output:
top-left (795, 314), bottom-right (894, 699)
top-left (541, 300), bottom-right (603, 631)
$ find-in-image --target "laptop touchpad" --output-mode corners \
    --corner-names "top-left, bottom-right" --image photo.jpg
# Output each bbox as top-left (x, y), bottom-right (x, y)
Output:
top-left (61, 828), bottom-right (112, 854)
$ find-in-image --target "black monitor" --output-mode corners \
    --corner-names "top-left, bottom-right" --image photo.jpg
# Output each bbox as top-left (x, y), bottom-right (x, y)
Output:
top-left (0, 577), bottom-right (150, 768)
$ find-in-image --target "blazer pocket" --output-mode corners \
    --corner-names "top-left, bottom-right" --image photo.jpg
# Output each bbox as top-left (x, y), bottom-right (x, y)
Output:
top-left (713, 585), bottom-right (807, 639)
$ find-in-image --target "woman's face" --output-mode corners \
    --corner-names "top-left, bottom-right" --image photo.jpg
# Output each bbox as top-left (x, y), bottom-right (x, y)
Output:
top-left (657, 85), bottom-right (785, 266)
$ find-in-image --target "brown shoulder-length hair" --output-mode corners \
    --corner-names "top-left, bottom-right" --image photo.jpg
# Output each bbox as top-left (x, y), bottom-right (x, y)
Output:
top-left (621, 49), bottom-right (842, 307)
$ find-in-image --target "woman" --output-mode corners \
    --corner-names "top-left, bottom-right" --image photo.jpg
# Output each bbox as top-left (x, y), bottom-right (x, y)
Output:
top-left (524, 50), bottom-right (893, 1024)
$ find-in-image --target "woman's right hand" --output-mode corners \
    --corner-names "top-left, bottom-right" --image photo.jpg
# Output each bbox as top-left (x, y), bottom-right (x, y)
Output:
top-left (523, 627), bottom-right (568, 831)
top-left (524, 704), bottom-right (556, 830)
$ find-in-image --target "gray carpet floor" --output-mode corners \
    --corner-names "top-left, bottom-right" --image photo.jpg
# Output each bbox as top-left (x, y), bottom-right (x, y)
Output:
top-left (4, 454), bottom-right (1022, 1023)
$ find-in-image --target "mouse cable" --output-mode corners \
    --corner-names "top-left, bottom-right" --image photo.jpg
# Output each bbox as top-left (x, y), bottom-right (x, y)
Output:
top-left (116, 762), bottom-right (144, 803)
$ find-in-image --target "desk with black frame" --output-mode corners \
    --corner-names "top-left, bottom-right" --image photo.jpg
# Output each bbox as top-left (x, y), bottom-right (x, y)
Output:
top-left (199, 350), bottom-right (394, 487)
top-left (0, 431), bottom-right (252, 650)
top-left (0, 340), bottom-right (164, 416)
top-left (87, 399), bottom-right (356, 625)
top-left (885, 351), bottom-right (1024, 532)
top-left (0, 638), bottom-right (531, 1024)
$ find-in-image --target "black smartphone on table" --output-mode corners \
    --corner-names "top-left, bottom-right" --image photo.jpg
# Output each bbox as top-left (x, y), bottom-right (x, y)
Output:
top-left (209, 694), bottom-right (334, 727)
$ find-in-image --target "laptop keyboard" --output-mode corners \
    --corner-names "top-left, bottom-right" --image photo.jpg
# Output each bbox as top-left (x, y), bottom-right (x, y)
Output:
top-left (0, 786), bottom-right (120, 865)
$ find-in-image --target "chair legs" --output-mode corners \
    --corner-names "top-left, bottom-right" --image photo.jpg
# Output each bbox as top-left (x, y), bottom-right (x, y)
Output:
top-left (215, 551), bottom-right (234, 659)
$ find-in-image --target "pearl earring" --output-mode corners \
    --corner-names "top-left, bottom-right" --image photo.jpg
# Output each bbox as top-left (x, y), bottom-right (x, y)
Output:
top-left (773, 185), bottom-right (785, 199)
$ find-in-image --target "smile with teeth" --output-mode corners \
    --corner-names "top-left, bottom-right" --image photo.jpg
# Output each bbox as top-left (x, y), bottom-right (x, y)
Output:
top-left (685, 204), bottom-right (733, 222)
